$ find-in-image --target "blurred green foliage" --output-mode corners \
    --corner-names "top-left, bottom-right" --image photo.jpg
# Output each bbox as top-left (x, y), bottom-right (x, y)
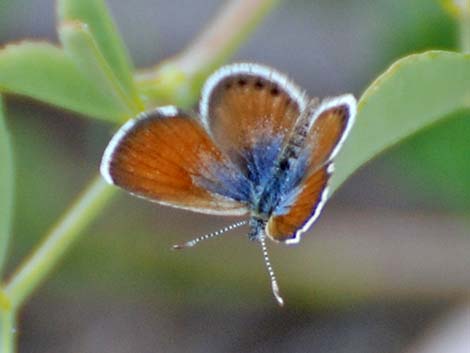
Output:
top-left (387, 111), bottom-right (470, 210)
top-left (8, 106), bottom-right (91, 259)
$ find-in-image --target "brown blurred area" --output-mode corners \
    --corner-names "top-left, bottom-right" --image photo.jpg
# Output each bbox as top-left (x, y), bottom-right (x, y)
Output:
top-left (1, 0), bottom-right (469, 352)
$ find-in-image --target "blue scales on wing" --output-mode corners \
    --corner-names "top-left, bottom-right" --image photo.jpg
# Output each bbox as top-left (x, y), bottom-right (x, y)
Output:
top-left (199, 63), bottom-right (309, 211)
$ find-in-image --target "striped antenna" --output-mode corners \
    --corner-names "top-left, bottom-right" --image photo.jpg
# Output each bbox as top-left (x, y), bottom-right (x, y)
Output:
top-left (172, 220), bottom-right (248, 250)
top-left (259, 234), bottom-right (284, 306)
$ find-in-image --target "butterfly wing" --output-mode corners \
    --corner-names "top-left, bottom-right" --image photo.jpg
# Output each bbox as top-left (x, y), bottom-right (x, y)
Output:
top-left (266, 95), bottom-right (356, 243)
top-left (200, 63), bottom-right (308, 181)
top-left (305, 95), bottom-right (357, 168)
top-left (266, 163), bottom-right (332, 243)
top-left (100, 106), bottom-right (250, 215)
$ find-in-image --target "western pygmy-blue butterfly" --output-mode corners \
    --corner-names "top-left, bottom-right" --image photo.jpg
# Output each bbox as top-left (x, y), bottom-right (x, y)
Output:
top-left (100, 63), bottom-right (356, 306)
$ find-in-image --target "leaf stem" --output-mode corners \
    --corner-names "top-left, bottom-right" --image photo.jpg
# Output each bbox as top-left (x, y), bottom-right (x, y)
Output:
top-left (4, 176), bottom-right (115, 309)
top-left (0, 96), bottom-right (13, 276)
top-left (0, 308), bottom-right (15, 353)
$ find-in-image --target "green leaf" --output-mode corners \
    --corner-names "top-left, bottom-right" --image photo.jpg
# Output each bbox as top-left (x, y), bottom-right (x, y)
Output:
top-left (387, 111), bottom-right (470, 210)
top-left (0, 96), bottom-right (13, 274)
top-left (59, 22), bottom-right (139, 119)
top-left (57, 0), bottom-right (137, 102)
top-left (0, 42), bottom-right (131, 122)
top-left (331, 50), bottom-right (470, 193)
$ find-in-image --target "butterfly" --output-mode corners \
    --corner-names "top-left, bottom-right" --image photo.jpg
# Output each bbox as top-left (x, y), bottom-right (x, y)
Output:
top-left (100, 63), bottom-right (356, 306)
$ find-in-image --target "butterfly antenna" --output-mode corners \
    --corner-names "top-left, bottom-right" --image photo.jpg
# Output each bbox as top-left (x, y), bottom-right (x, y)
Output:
top-left (172, 220), bottom-right (248, 250)
top-left (259, 234), bottom-right (284, 307)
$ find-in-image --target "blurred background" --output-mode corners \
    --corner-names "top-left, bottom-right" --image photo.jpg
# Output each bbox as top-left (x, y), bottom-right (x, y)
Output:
top-left (1, 0), bottom-right (470, 352)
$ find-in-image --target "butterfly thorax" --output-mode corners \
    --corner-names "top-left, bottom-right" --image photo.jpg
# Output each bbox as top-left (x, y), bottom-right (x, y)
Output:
top-left (248, 148), bottom-right (310, 241)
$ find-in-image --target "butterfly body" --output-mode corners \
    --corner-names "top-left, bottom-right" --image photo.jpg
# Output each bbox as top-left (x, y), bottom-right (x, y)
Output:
top-left (100, 63), bottom-right (356, 304)
top-left (249, 149), bottom-right (308, 231)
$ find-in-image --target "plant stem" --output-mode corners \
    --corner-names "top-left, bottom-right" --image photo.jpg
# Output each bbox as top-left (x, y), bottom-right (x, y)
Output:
top-left (4, 176), bottom-right (115, 309)
top-left (0, 309), bottom-right (15, 353)
top-left (0, 96), bottom-right (13, 276)
top-left (135, 0), bottom-right (279, 108)
top-left (172, 0), bottom-right (279, 77)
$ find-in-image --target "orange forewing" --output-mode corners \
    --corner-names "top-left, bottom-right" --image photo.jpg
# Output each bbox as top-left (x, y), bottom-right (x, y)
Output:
top-left (266, 164), bottom-right (330, 242)
top-left (202, 65), bottom-right (306, 167)
top-left (306, 103), bottom-right (350, 169)
top-left (102, 109), bottom-right (247, 215)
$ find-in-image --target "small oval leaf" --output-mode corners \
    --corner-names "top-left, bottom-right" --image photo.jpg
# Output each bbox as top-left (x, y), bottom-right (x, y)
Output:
top-left (59, 21), bottom-right (140, 119)
top-left (0, 42), bottom-right (131, 122)
top-left (57, 0), bottom-right (137, 102)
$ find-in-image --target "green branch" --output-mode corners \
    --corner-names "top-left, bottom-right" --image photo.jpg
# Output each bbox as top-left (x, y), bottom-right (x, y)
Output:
top-left (0, 97), bottom-right (13, 275)
top-left (135, 0), bottom-right (279, 109)
top-left (4, 176), bottom-right (115, 309)
top-left (0, 307), bottom-right (14, 352)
